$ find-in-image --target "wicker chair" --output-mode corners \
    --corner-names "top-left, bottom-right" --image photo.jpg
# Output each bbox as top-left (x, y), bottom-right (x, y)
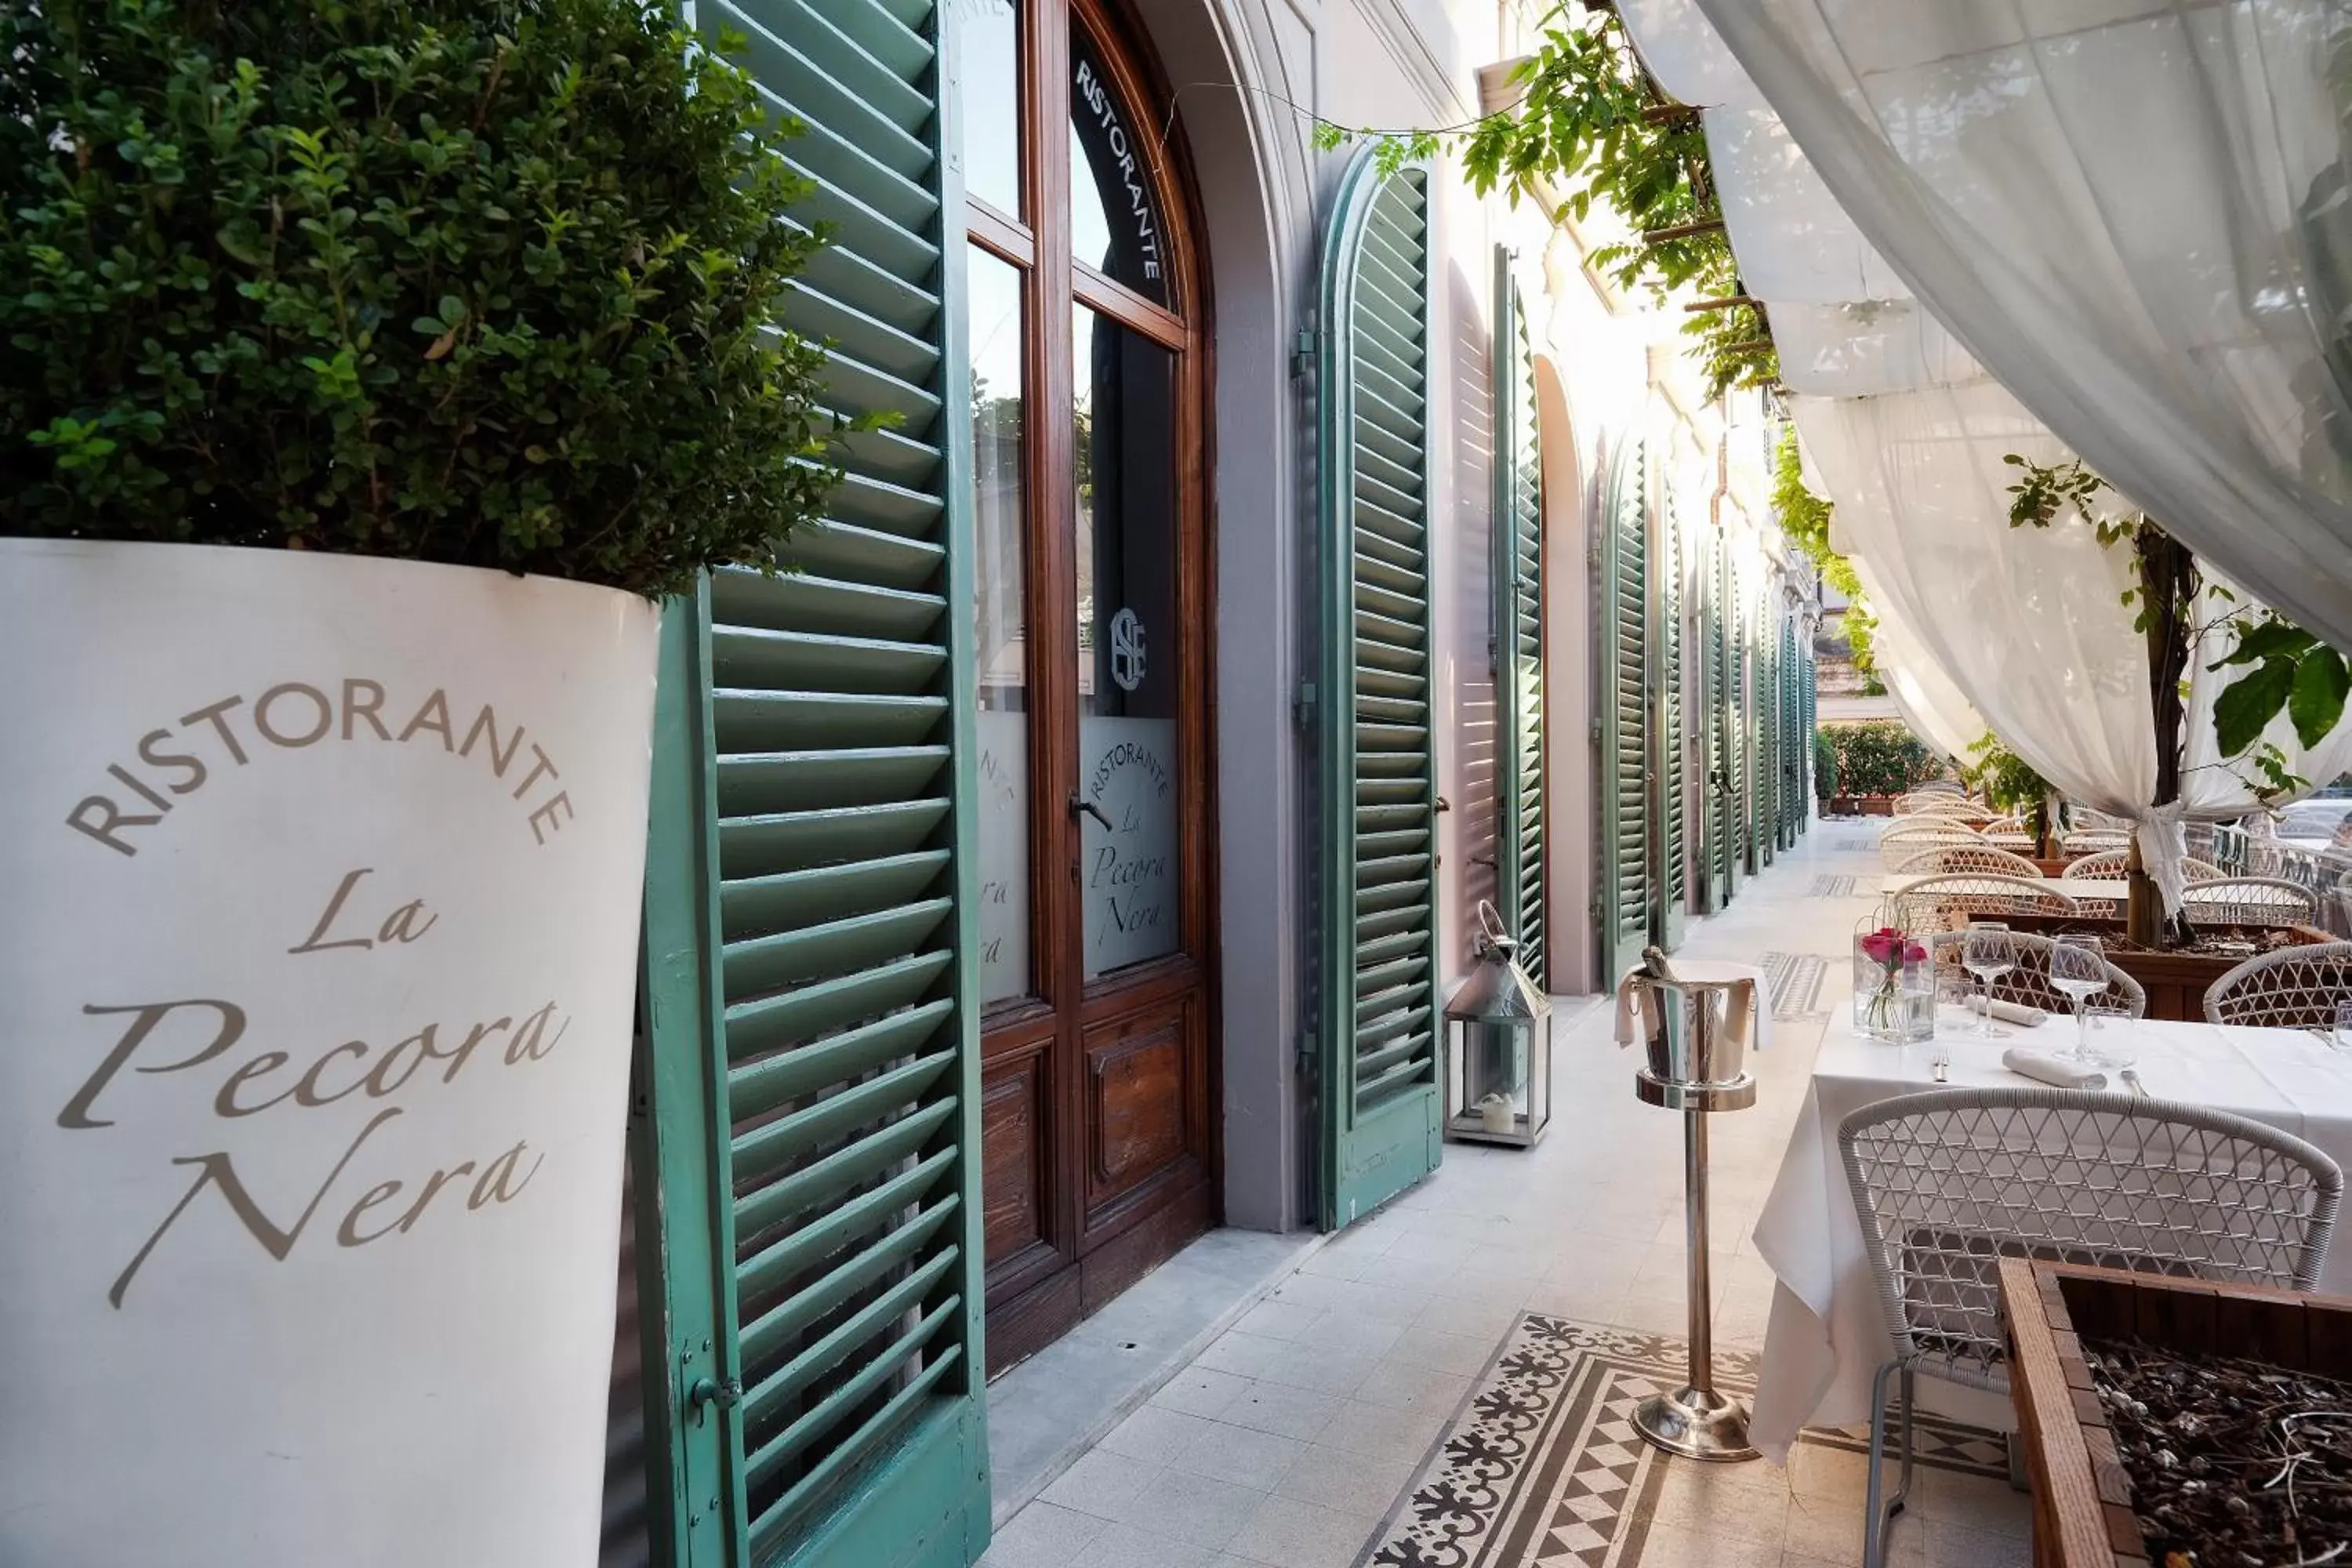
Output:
top-left (2182, 877), bottom-right (2320, 928)
top-left (1923, 930), bottom-right (2145, 1018)
top-left (2204, 940), bottom-right (2352, 1028)
top-left (1889, 845), bottom-right (2046, 880)
top-left (2061, 830), bottom-right (2130, 856)
top-left (2067, 849), bottom-right (2226, 884)
top-left (2073, 808), bottom-right (2132, 833)
top-left (1841, 1089), bottom-right (2340, 1568)
top-left (1890, 874), bottom-right (2078, 931)
top-left (1878, 826), bottom-right (1985, 872)
top-left (1893, 793), bottom-right (1976, 818)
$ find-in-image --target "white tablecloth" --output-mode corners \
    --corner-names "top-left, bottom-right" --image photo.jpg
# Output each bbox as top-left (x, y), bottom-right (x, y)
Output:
top-left (1748, 1011), bottom-right (2352, 1461)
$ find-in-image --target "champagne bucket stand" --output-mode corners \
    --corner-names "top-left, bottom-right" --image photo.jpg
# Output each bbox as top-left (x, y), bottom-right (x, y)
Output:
top-left (1628, 975), bottom-right (1759, 1462)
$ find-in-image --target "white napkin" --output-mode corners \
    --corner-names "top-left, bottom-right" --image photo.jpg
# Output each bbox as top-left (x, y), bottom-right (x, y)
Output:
top-left (1967, 996), bottom-right (2046, 1027)
top-left (2002, 1048), bottom-right (2106, 1090)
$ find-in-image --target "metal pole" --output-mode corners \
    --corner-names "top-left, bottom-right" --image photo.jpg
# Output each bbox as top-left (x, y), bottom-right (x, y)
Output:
top-left (1685, 1106), bottom-right (1711, 1396)
top-left (1630, 1089), bottom-right (1757, 1461)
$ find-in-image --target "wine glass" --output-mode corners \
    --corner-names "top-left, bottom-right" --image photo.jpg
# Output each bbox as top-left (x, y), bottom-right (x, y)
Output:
top-left (2332, 1001), bottom-right (2352, 1054)
top-left (2049, 935), bottom-right (2109, 1064)
top-left (1962, 924), bottom-right (2016, 1040)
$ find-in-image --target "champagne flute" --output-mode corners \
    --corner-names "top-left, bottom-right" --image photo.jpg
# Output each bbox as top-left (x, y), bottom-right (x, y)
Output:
top-left (2049, 935), bottom-right (2108, 1064)
top-left (1962, 924), bottom-right (2016, 1040)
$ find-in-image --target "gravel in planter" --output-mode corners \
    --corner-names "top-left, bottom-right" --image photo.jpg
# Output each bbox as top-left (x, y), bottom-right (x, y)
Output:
top-left (2085, 1336), bottom-right (2352, 1567)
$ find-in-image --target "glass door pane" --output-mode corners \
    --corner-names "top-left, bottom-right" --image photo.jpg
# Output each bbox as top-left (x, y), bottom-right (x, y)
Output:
top-left (970, 244), bottom-right (1032, 1005)
top-left (955, 0), bottom-right (1023, 219)
top-left (1072, 302), bottom-right (1179, 979)
top-left (1068, 30), bottom-right (1168, 302)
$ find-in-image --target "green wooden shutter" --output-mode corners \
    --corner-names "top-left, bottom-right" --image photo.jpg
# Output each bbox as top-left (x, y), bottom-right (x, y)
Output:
top-left (637, 2), bottom-right (991, 1565)
top-left (1652, 485), bottom-right (1686, 949)
top-left (1750, 575), bottom-right (1774, 868)
top-left (1694, 529), bottom-right (1722, 913)
top-left (1490, 251), bottom-right (1547, 992)
top-left (1779, 615), bottom-right (1801, 847)
top-left (1598, 437), bottom-right (1650, 989)
top-left (1702, 532), bottom-right (1735, 909)
top-left (1727, 553), bottom-right (1755, 877)
top-left (1316, 147), bottom-right (1442, 1230)
top-left (1800, 636), bottom-right (1818, 825)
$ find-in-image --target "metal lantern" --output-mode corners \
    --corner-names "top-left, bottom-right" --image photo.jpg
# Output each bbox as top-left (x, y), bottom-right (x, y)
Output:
top-left (1441, 908), bottom-right (1552, 1148)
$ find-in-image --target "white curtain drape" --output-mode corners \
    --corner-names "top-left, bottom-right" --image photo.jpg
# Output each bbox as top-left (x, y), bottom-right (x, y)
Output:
top-left (1606, 0), bottom-right (2352, 913)
top-left (1682, 0), bottom-right (2352, 652)
top-left (1798, 387), bottom-right (2352, 906)
top-left (1846, 560), bottom-right (1986, 764)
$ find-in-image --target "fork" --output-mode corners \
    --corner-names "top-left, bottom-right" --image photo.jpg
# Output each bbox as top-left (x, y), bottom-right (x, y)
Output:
top-left (2119, 1067), bottom-right (2150, 1098)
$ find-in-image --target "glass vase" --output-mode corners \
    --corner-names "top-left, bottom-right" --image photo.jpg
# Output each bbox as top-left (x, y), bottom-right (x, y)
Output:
top-left (1852, 920), bottom-right (1936, 1044)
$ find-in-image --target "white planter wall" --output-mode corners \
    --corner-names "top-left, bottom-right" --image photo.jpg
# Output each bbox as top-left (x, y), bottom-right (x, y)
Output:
top-left (0, 539), bottom-right (659, 1567)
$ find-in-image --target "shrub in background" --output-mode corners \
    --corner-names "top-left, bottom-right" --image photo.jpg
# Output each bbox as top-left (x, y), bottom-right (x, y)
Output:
top-left (0, 0), bottom-right (837, 597)
top-left (1828, 721), bottom-right (1941, 797)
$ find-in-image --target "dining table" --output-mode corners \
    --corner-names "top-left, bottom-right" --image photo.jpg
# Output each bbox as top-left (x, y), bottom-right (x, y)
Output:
top-left (1746, 1004), bottom-right (2352, 1462)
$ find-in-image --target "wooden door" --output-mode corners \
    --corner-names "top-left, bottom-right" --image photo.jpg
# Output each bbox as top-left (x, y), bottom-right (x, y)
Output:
top-left (959, 0), bottom-right (1219, 1374)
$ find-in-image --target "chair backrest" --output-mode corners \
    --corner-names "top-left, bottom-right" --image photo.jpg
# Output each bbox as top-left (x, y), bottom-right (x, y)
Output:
top-left (1894, 793), bottom-right (1976, 818)
top-left (1840, 1088), bottom-right (2340, 1388)
top-left (2183, 857), bottom-right (2227, 884)
top-left (1892, 874), bottom-right (2078, 930)
top-left (2073, 808), bottom-right (2130, 833)
top-left (2183, 877), bottom-right (2321, 928)
top-left (1880, 824), bottom-right (1986, 870)
top-left (2204, 940), bottom-right (2352, 1028)
top-left (1925, 930), bottom-right (2145, 1017)
top-left (2067, 848), bottom-right (2129, 880)
top-left (1892, 845), bottom-right (2046, 880)
top-left (2062, 831), bottom-right (2130, 855)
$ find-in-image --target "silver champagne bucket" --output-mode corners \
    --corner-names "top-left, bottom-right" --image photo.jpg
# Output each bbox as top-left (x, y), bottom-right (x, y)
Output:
top-left (1632, 976), bottom-right (1748, 1088)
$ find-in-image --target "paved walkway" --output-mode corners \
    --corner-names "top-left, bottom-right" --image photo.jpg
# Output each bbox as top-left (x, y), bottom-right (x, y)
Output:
top-left (980, 820), bottom-right (2032, 1568)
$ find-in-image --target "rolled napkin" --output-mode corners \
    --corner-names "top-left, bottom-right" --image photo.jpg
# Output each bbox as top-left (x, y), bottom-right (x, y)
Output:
top-left (1966, 996), bottom-right (2047, 1027)
top-left (2002, 1047), bottom-right (2106, 1091)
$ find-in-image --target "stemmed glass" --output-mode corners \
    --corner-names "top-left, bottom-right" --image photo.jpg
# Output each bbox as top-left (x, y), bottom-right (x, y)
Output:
top-left (1962, 924), bottom-right (2016, 1040)
top-left (2332, 1001), bottom-right (2352, 1054)
top-left (2049, 934), bottom-right (2109, 1064)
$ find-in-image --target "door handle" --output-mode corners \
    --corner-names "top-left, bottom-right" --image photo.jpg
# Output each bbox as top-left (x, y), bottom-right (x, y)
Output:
top-left (1069, 793), bottom-right (1115, 833)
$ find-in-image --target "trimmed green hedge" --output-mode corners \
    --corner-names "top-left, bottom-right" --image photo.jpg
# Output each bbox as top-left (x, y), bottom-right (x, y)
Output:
top-left (1825, 721), bottom-right (1942, 797)
top-left (1, 0), bottom-right (837, 597)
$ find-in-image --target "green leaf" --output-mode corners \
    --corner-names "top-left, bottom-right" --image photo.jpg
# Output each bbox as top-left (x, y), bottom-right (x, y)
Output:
top-left (2213, 658), bottom-right (2296, 758)
top-left (2212, 619), bottom-right (2318, 670)
top-left (2288, 648), bottom-right (2351, 749)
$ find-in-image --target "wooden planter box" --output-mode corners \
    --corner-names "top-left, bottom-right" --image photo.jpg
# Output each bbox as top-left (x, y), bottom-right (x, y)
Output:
top-left (1999, 1258), bottom-right (2352, 1568)
top-left (1973, 911), bottom-right (2331, 1022)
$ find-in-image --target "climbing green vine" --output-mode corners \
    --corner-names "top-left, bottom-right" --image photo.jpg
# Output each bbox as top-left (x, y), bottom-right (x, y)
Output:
top-left (1769, 427), bottom-right (1878, 690)
top-left (1310, 4), bottom-right (1774, 398)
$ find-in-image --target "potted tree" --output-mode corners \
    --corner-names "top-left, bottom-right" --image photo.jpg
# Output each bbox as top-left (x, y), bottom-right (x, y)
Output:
top-left (0, 3), bottom-right (836, 1563)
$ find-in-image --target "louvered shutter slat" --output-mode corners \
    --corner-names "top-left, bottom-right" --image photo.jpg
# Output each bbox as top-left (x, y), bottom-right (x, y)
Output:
top-left (637, 2), bottom-right (989, 1560)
